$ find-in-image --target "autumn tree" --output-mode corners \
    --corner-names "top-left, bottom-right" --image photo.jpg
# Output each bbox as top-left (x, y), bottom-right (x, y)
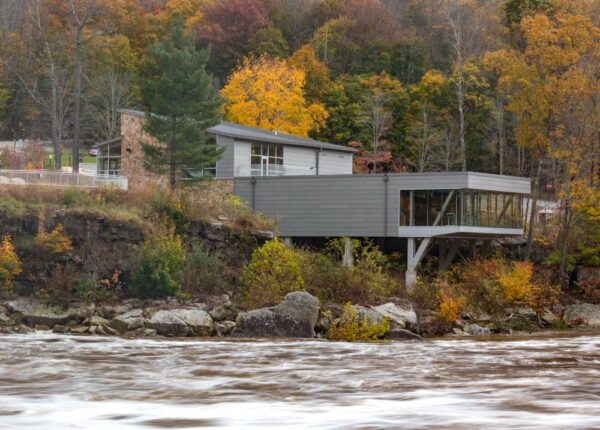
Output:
top-left (485, 9), bottom-right (600, 276)
top-left (287, 45), bottom-right (331, 103)
top-left (140, 22), bottom-right (221, 189)
top-left (193, 0), bottom-right (273, 78)
top-left (221, 56), bottom-right (327, 137)
top-left (357, 73), bottom-right (407, 172)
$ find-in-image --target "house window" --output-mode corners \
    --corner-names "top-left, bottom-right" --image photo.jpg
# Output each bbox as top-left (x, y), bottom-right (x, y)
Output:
top-left (251, 142), bottom-right (284, 176)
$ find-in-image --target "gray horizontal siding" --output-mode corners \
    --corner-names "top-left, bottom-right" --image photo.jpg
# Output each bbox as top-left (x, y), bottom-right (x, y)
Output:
top-left (234, 172), bottom-right (531, 237)
top-left (215, 135), bottom-right (234, 179)
top-left (318, 150), bottom-right (353, 175)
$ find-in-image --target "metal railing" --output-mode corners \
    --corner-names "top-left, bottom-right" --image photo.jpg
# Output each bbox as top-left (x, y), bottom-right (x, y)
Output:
top-left (238, 164), bottom-right (317, 177)
top-left (0, 170), bottom-right (128, 190)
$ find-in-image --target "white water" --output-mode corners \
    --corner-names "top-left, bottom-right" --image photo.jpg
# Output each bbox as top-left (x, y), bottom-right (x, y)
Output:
top-left (1, 332), bottom-right (599, 429)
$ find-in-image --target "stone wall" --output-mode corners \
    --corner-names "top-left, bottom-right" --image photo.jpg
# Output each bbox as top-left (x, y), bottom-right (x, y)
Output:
top-left (120, 112), bottom-right (166, 189)
top-left (119, 112), bottom-right (235, 194)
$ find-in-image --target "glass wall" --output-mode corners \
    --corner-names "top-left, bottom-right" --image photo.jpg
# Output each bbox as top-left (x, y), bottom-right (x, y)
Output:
top-left (399, 189), bottom-right (523, 229)
top-left (251, 142), bottom-right (284, 176)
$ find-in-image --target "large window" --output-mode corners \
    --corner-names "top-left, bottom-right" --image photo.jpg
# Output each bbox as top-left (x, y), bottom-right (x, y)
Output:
top-left (251, 142), bottom-right (284, 176)
top-left (399, 189), bottom-right (523, 229)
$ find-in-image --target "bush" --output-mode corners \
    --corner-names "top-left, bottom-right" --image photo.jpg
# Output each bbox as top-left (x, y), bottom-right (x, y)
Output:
top-left (241, 238), bottom-right (304, 308)
top-left (327, 303), bottom-right (390, 342)
top-left (417, 256), bottom-right (561, 320)
top-left (130, 225), bottom-right (185, 299)
top-left (35, 213), bottom-right (73, 255)
top-left (0, 235), bottom-right (21, 291)
top-left (181, 241), bottom-right (225, 296)
top-left (296, 242), bottom-right (397, 305)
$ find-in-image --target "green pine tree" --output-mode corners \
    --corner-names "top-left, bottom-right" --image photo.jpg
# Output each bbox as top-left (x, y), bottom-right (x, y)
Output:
top-left (140, 22), bottom-right (222, 189)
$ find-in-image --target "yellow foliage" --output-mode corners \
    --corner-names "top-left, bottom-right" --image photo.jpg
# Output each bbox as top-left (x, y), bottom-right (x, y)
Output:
top-left (497, 261), bottom-right (535, 305)
top-left (327, 303), bottom-right (390, 342)
top-left (241, 238), bottom-right (305, 308)
top-left (35, 213), bottom-right (73, 255)
top-left (221, 56), bottom-right (328, 137)
top-left (437, 293), bottom-right (463, 324)
top-left (0, 235), bottom-right (21, 290)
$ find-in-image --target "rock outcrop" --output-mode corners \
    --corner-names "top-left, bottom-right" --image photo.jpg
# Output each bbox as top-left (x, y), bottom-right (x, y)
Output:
top-left (371, 302), bottom-right (417, 330)
top-left (109, 309), bottom-right (145, 332)
top-left (564, 303), bottom-right (600, 327)
top-left (149, 309), bottom-right (213, 336)
top-left (233, 292), bottom-right (319, 338)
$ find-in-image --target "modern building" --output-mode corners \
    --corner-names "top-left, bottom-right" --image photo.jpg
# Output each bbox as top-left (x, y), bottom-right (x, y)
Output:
top-left (94, 109), bottom-right (355, 187)
top-left (234, 172), bottom-right (531, 288)
top-left (206, 122), bottom-right (355, 178)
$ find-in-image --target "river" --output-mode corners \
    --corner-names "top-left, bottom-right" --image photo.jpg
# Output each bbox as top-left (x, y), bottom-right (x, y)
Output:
top-left (0, 332), bottom-right (599, 429)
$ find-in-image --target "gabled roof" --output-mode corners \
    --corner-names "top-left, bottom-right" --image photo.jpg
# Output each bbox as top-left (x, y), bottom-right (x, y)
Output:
top-left (206, 121), bottom-right (356, 153)
top-left (117, 108), bottom-right (356, 153)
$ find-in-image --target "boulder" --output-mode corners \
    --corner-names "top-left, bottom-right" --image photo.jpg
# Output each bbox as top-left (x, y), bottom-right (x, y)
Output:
top-left (354, 305), bottom-right (386, 324)
top-left (6, 299), bottom-right (69, 327)
top-left (564, 303), bottom-right (600, 327)
top-left (417, 310), bottom-right (449, 336)
top-left (371, 302), bottom-right (417, 329)
top-left (67, 303), bottom-right (96, 320)
top-left (109, 308), bottom-right (144, 332)
top-left (52, 325), bottom-right (67, 334)
top-left (385, 328), bottom-right (424, 341)
top-left (463, 323), bottom-right (491, 336)
top-left (233, 291), bottom-right (319, 338)
top-left (209, 302), bottom-right (239, 322)
top-left (315, 314), bottom-right (332, 334)
top-left (0, 312), bottom-right (13, 327)
top-left (97, 304), bottom-right (132, 320)
top-left (171, 309), bottom-right (213, 335)
top-left (148, 309), bottom-right (213, 336)
top-left (215, 320), bottom-right (236, 336)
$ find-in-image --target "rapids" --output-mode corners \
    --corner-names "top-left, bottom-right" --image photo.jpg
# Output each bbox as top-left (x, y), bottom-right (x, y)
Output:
top-left (1, 332), bottom-right (599, 429)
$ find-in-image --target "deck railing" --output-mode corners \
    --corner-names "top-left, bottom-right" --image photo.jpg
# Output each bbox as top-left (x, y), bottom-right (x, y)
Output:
top-left (0, 170), bottom-right (128, 190)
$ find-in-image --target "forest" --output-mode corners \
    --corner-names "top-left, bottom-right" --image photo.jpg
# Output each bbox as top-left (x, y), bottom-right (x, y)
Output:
top-left (0, 0), bottom-right (598, 277)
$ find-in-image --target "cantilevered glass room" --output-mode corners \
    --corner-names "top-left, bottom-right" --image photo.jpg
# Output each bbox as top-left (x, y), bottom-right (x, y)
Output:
top-left (399, 190), bottom-right (523, 229)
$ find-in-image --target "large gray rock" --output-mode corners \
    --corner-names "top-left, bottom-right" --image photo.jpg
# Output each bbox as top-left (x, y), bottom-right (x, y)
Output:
top-left (109, 309), bottom-right (144, 332)
top-left (148, 309), bottom-right (213, 336)
top-left (6, 299), bottom-right (70, 327)
top-left (371, 302), bottom-right (417, 329)
top-left (564, 303), bottom-right (600, 327)
top-left (233, 291), bottom-right (319, 338)
top-left (67, 303), bottom-right (96, 320)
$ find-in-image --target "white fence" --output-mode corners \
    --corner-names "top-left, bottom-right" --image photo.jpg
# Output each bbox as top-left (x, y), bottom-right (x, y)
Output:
top-left (0, 170), bottom-right (128, 190)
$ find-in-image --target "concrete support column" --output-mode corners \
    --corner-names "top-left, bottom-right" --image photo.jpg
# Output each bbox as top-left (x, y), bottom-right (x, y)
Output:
top-left (342, 237), bottom-right (354, 268)
top-left (282, 237), bottom-right (293, 247)
top-left (405, 237), bottom-right (431, 292)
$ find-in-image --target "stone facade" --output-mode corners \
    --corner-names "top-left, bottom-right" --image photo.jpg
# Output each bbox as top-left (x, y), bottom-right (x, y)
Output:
top-left (119, 111), bottom-right (234, 193)
top-left (119, 111), bottom-right (166, 189)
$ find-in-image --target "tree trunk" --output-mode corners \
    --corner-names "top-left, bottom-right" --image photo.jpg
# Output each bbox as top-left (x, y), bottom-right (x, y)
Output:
top-left (457, 75), bottom-right (466, 171)
top-left (72, 27), bottom-right (82, 174)
top-left (559, 205), bottom-right (573, 282)
top-left (524, 159), bottom-right (543, 261)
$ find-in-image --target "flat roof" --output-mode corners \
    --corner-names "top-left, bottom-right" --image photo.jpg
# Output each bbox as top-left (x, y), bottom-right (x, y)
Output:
top-left (206, 122), bottom-right (356, 153)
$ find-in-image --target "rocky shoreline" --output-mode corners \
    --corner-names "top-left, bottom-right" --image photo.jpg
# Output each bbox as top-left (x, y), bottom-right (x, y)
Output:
top-left (1, 292), bottom-right (599, 341)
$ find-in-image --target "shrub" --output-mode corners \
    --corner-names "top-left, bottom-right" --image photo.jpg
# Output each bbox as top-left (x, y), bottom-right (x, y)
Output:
top-left (0, 235), bottom-right (21, 291)
top-left (420, 256), bottom-right (562, 319)
top-left (297, 241), bottom-right (397, 305)
top-left (130, 225), bottom-right (185, 299)
top-left (35, 213), bottom-right (73, 255)
top-left (241, 238), bottom-right (304, 308)
top-left (497, 261), bottom-right (535, 305)
top-left (328, 303), bottom-right (390, 342)
top-left (181, 241), bottom-right (225, 296)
